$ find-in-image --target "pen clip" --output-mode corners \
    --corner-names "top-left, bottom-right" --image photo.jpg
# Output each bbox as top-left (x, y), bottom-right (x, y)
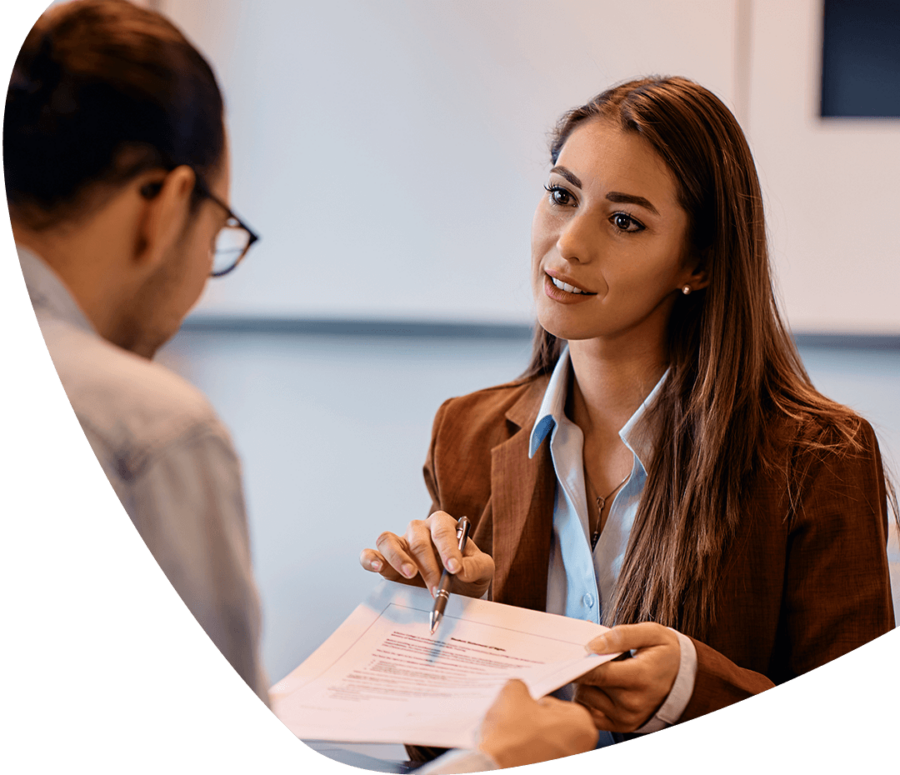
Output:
top-left (455, 516), bottom-right (470, 551)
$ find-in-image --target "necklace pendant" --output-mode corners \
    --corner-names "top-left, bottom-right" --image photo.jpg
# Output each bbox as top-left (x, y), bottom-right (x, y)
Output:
top-left (587, 472), bottom-right (629, 552)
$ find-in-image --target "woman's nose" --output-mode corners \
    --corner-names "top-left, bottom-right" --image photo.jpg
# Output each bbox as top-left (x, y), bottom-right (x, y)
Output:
top-left (556, 214), bottom-right (595, 264)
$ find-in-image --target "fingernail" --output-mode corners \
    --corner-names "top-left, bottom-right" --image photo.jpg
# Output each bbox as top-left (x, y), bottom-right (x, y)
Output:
top-left (587, 636), bottom-right (607, 653)
top-left (401, 563), bottom-right (416, 578)
top-left (447, 558), bottom-right (461, 574)
top-left (369, 559), bottom-right (382, 572)
top-left (430, 587), bottom-right (437, 598)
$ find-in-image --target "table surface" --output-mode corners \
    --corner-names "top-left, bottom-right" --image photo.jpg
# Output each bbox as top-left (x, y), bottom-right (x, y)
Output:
top-left (302, 740), bottom-right (419, 772)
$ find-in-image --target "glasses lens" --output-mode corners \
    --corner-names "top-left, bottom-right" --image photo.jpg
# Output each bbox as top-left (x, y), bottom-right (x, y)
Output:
top-left (212, 225), bottom-right (251, 275)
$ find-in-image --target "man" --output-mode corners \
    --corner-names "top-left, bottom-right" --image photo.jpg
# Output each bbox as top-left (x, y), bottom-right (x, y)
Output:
top-left (6, 1), bottom-right (597, 770)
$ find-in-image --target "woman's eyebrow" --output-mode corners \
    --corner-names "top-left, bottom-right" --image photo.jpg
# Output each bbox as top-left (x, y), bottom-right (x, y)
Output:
top-left (550, 167), bottom-right (660, 216)
top-left (606, 191), bottom-right (659, 215)
top-left (549, 166), bottom-right (582, 188)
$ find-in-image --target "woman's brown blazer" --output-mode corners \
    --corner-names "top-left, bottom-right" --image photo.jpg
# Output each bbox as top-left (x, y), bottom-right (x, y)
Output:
top-left (422, 375), bottom-right (895, 723)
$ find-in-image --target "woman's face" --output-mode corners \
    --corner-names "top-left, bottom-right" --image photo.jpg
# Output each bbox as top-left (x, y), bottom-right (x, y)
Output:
top-left (531, 118), bottom-right (698, 349)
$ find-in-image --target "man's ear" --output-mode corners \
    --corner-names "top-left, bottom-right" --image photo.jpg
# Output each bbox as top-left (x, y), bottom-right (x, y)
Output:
top-left (133, 166), bottom-right (196, 273)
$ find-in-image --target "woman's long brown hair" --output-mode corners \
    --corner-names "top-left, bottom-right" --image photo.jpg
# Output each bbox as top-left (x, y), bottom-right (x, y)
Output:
top-left (523, 76), bottom-right (896, 639)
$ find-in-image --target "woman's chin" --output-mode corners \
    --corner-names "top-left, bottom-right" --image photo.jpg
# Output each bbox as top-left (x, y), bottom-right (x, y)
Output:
top-left (535, 314), bottom-right (593, 343)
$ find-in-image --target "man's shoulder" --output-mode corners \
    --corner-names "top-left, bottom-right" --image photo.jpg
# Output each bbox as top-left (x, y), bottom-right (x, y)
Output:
top-left (41, 319), bottom-right (228, 468)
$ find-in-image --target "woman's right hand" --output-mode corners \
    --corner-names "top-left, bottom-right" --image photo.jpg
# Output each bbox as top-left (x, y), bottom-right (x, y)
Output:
top-left (359, 511), bottom-right (494, 599)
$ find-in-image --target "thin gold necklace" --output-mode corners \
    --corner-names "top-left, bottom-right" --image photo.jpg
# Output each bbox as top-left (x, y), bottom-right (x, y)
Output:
top-left (585, 471), bottom-right (630, 550)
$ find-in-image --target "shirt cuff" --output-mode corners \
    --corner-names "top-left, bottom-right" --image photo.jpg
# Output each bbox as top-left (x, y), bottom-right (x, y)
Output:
top-left (417, 749), bottom-right (500, 774)
top-left (634, 630), bottom-right (697, 733)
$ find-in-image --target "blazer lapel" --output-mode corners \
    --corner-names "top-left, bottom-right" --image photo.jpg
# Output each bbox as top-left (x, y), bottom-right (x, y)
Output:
top-left (490, 379), bottom-right (556, 611)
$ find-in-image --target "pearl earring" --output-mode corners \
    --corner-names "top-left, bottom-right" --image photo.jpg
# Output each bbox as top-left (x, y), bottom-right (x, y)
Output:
top-left (682, 285), bottom-right (692, 295)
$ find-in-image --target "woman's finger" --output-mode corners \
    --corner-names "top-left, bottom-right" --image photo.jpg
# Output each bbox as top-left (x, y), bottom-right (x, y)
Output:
top-left (428, 512), bottom-right (467, 574)
top-left (374, 531), bottom-right (421, 581)
top-left (370, 515), bottom-right (492, 597)
top-left (358, 548), bottom-right (385, 573)
top-left (426, 513), bottom-right (494, 593)
top-left (587, 622), bottom-right (672, 655)
top-left (571, 685), bottom-right (617, 731)
top-left (457, 538), bottom-right (495, 586)
top-left (404, 520), bottom-right (444, 591)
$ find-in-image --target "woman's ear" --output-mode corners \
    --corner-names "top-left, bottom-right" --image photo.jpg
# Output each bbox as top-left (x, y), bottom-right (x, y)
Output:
top-left (689, 262), bottom-right (710, 291)
top-left (132, 166), bottom-right (196, 273)
top-left (682, 248), bottom-right (711, 292)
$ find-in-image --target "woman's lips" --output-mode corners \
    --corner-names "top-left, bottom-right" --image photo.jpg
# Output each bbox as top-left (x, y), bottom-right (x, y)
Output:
top-left (543, 272), bottom-right (595, 304)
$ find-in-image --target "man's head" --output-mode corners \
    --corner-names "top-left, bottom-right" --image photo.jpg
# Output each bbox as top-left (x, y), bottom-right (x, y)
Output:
top-left (5, 0), bottom-right (235, 357)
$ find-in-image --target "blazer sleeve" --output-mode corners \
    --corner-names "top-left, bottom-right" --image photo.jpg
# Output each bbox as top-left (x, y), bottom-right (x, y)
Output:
top-left (682, 640), bottom-right (775, 720)
top-left (681, 419), bottom-right (895, 722)
top-left (422, 398), bottom-right (451, 516)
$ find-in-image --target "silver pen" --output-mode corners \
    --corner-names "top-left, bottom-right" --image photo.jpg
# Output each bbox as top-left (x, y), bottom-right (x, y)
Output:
top-left (430, 516), bottom-right (471, 635)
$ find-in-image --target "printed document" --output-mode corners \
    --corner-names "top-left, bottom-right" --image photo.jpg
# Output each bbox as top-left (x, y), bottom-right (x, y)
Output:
top-left (270, 580), bottom-right (618, 748)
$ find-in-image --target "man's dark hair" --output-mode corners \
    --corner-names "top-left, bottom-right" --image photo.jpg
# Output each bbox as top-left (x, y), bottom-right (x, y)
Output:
top-left (4, 0), bottom-right (225, 228)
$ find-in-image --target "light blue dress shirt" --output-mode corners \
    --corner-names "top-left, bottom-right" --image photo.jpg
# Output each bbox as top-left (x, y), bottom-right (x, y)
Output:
top-left (529, 347), bottom-right (696, 739)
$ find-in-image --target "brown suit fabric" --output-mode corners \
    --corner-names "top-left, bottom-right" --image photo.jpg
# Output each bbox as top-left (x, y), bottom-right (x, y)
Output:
top-left (422, 375), bottom-right (895, 725)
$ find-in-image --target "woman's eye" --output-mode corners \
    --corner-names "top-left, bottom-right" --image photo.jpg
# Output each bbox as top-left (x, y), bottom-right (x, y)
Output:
top-left (611, 212), bottom-right (644, 233)
top-left (543, 184), bottom-right (574, 207)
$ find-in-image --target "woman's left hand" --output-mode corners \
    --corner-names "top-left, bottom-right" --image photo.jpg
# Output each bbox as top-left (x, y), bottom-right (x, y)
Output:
top-left (573, 623), bottom-right (681, 733)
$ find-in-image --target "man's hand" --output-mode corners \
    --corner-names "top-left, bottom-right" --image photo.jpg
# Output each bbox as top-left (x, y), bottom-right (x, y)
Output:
top-left (573, 623), bottom-right (681, 732)
top-left (477, 680), bottom-right (598, 768)
top-left (358, 511), bottom-right (493, 599)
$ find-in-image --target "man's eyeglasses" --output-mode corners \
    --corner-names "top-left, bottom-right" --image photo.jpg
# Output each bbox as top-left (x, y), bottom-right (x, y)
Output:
top-left (193, 176), bottom-right (259, 277)
top-left (140, 173), bottom-right (260, 278)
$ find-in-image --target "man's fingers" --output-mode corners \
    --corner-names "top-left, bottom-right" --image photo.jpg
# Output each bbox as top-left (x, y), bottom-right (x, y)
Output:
top-left (496, 679), bottom-right (532, 703)
top-left (481, 680), bottom-right (534, 727)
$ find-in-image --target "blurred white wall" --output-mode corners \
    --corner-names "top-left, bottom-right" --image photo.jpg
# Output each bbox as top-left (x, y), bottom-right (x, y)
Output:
top-left (162, 0), bottom-right (742, 323)
top-left (159, 0), bottom-right (899, 335)
top-left (41, 0), bottom-right (900, 335)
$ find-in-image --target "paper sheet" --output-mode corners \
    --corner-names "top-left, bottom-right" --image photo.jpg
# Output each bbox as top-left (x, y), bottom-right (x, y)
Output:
top-left (270, 580), bottom-right (617, 748)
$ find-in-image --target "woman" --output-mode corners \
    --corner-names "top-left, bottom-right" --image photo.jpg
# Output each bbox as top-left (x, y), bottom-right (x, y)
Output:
top-left (361, 76), bottom-right (896, 740)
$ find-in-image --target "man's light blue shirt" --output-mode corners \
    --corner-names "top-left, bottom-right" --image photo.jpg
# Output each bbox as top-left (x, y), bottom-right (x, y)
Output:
top-left (529, 346), bottom-right (696, 737)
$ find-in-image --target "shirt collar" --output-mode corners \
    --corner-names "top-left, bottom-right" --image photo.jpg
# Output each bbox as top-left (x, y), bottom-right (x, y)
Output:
top-left (528, 344), bottom-right (668, 468)
top-left (16, 244), bottom-right (97, 335)
top-left (529, 347), bottom-right (572, 458)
